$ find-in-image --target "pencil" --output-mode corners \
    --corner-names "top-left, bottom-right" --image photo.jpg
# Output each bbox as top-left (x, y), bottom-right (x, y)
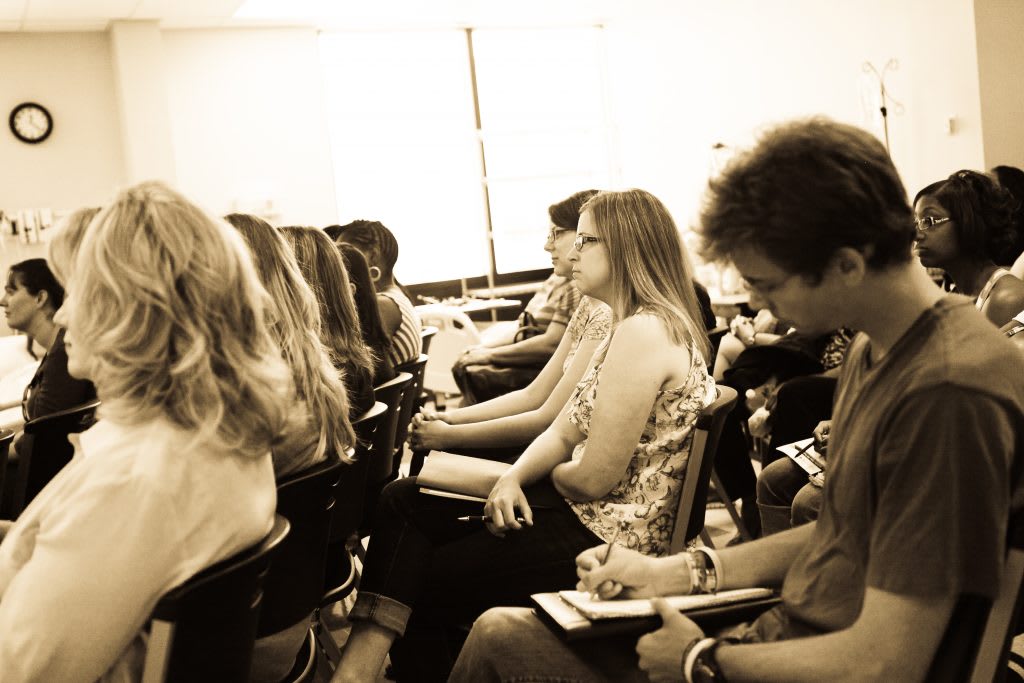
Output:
top-left (590, 522), bottom-right (624, 601)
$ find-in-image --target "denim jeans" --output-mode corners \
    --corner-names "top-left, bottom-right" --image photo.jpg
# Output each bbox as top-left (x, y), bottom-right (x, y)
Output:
top-left (756, 458), bottom-right (823, 535)
top-left (450, 604), bottom-right (812, 682)
top-left (349, 476), bottom-right (603, 682)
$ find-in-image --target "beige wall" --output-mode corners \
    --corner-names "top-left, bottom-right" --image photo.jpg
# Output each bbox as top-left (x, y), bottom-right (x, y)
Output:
top-left (602, 0), bottom-right (989, 226)
top-left (161, 27), bottom-right (338, 225)
top-left (974, 0), bottom-right (1024, 169)
top-left (0, 31), bottom-right (125, 211)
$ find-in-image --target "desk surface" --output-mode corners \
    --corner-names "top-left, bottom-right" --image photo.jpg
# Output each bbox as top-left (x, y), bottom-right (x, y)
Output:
top-left (416, 298), bottom-right (522, 315)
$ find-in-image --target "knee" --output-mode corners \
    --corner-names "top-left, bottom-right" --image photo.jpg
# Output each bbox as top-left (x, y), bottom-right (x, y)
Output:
top-left (756, 458), bottom-right (793, 505)
top-left (453, 608), bottom-right (534, 681)
top-left (791, 484), bottom-right (823, 526)
top-left (378, 476), bottom-right (420, 518)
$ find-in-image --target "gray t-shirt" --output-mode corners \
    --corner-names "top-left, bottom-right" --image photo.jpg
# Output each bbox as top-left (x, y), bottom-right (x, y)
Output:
top-left (771, 295), bottom-right (1024, 635)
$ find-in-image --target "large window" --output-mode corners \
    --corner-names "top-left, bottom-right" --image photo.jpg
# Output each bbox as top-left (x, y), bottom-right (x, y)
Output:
top-left (319, 27), bottom-right (613, 285)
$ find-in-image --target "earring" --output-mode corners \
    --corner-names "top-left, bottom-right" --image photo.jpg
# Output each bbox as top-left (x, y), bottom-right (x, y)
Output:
top-left (369, 266), bottom-right (382, 282)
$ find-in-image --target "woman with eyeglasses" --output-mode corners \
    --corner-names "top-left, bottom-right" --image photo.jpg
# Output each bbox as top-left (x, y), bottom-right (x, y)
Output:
top-left (914, 169), bottom-right (1024, 327)
top-left (334, 189), bottom-right (715, 683)
top-left (447, 191), bottom-right (593, 405)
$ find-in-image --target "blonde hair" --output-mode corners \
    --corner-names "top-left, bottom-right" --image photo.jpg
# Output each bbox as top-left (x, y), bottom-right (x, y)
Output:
top-left (581, 189), bottom-right (711, 361)
top-left (225, 214), bottom-right (355, 459)
top-left (47, 183), bottom-right (290, 456)
top-left (48, 206), bottom-right (100, 285)
top-left (279, 226), bottom-right (376, 377)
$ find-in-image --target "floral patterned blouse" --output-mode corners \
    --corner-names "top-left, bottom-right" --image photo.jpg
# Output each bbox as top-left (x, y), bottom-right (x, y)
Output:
top-left (566, 330), bottom-right (716, 556)
top-left (562, 296), bottom-right (612, 373)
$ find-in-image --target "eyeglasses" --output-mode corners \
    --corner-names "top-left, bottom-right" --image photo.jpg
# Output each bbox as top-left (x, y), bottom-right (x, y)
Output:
top-left (546, 227), bottom-right (574, 244)
top-left (573, 234), bottom-right (601, 251)
top-left (915, 216), bottom-right (951, 232)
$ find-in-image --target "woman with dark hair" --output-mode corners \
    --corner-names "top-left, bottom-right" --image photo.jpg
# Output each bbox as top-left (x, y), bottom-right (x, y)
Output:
top-left (914, 169), bottom-right (1024, 327)
top-left (280, 226), bottom-right (376, 417)
top-left (3, 217), bottom-right (97, 424)
top-left (337, 242), bottom-right (395, 385)
top-left (334, 220), bottom-right (422, 367)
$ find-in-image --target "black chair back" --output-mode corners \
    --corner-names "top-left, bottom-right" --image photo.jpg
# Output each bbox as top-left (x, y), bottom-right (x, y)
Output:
top-left (391, 354), bottom-right (429, 474)
top-left (258, 455), bottom-right (344, 637)
top-left (11, 399), bottom-right (99, 516)
top-left (926, 513), bottom-right (1024, 682)
top-left (0, 429), bottom-right (14, 512)
top-left (670, 386), bottom-right (739, 553)
top-left (322, 402), bottom-right (386, 598)
top-left (368, 372), bottom-right (413, 484)
top-left (142, 515), bottom-right (290, 683)
top-left (707, 325), bottom-right (729, 375)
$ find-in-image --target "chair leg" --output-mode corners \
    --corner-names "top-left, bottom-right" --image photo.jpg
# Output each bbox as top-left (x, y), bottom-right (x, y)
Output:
top-left (711, 471), bottom-right (752, 541)
top-left (312, 609), bottom-right (343, 671)
top-left (700, 528), bottom-right (716, 548)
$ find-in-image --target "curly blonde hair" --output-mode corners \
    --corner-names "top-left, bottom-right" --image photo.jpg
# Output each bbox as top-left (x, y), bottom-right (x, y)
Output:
top-left (47, 183), bottom-right (291, 456)
top-left (225, 214), bottom-right (355, 460)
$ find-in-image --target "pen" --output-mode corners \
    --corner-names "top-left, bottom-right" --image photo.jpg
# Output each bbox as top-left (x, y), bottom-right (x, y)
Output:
top-left (794, 440), bottom-right (826, 471)
top-left (456, 515), bottom-right (527, 523)
top-left (590, 522), bottom-right (624, 601)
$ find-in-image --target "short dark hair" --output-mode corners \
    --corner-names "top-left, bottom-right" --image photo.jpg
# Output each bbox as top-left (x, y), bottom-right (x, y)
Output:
top-left (9, 258), bottom-right (64, 311)
top-left (549, 190), bottom-right (600, 230)
top-left (914, 170), bottom-right (1021, 266)
top-left (698, 118), bottom-right (916, 281)
top-left (991, 165), bottom-right (1024, 255)
top-left (334, 220), bottom-right (400, 282)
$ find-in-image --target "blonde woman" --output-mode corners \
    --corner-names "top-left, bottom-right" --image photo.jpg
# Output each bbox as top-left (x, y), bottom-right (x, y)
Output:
top-left (280, 226), bottom-right (376, 417)
top-left (0, 182), bottom-right (288, 681)
top-left (225, 214), bottom-right (354, 478)
top-left (335, 189), bottom-right (715, 683)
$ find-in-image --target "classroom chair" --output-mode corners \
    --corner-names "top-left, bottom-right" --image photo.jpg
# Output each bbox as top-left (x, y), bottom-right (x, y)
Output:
top-left (417, 306), bottom-right (481, 397)
top-left (669, 385), bottom-right (739, 554)
top-left (141, 515), bottom-right (290, 683)
top-left (391, 354), bottom-right (429, 478)
top-left (6, 399), bottom-right (99, 517)
top-left (256, 453), bottom-right (344, 682)
top-left (315, 402), bottom-right (386, 669)
top-left (420, 325), bottom-right (438, 355)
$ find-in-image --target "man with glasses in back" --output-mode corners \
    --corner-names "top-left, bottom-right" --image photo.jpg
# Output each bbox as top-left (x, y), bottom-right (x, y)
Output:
top-left (449, 118), bottom-right (1024, 682)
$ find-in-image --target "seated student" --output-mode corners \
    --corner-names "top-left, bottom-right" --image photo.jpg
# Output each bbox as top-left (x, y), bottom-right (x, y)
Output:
top-left (0, 250), bottom-right (97, 513)
top-left (992, 165), bottom-right (1024, 278)
top-left (333, 220), bottom-right (422, 368)
top-left (1, 251), bottom-right (96, 427)
top-left (712, 305), bottom-right (784, 381)
top-left (0, 183), bottom-right (286, 681)
top-left (280, 226), bottom-right (376, 417)
top-left (450, 118), bottom-right (1024, 683)
top-left (333, 189), bottom-right (715, 683)
top-left (225, 213), bottom-right (353, 479)
top-left (450, 191), bottom-right (592, 404)
top-left (337, 242), bottom-right (396, 386)
top-left (915, 169), bottom-right (1024, 327)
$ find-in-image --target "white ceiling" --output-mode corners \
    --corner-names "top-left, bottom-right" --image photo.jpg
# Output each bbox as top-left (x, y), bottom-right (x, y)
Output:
top-left (0, 0), bottom-right (613, 32)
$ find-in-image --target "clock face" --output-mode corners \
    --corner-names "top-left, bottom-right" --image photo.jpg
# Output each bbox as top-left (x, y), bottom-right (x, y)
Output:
top-left (9, 103), bottom-right (53, 144)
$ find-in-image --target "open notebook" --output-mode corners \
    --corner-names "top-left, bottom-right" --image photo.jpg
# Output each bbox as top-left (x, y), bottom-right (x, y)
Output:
top-left (531, 587), bottom-right (777, 641)
top-left (777, 438), bottom-right (826, 475)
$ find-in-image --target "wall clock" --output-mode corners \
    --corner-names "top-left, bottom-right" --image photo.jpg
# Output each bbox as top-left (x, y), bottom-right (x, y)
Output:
top-left (9, 102), bottom-right (53, 144)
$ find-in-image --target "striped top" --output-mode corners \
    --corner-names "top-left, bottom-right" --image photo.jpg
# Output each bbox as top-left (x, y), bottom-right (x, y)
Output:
top-left (381, 285), bottom-right (422, 367)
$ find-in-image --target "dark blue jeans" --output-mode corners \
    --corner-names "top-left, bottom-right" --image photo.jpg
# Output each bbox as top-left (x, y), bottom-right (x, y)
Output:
top-left (350, 476), bottom-right (603, 683)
